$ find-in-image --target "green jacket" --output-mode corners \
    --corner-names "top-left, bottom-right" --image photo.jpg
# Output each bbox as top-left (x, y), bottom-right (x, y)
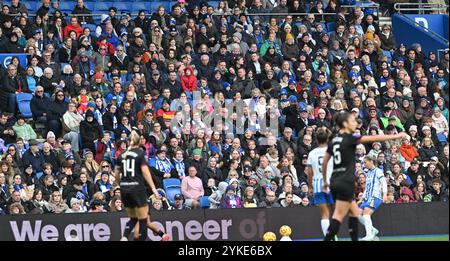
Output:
top-left (380, 116), bottom-right (405, 131)
top-left (12, 123), bottom-right (37, 141)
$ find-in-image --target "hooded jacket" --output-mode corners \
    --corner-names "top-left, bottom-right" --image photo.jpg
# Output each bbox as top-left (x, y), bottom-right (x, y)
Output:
top-left (220, 193), bottom-right (243, 209)
top-left (80, 110), bottom-right (103, 152)
top-left (12, 122), bottom-right (37, 141)
top-left (181, 66), bottom-right (198, 92)
top-left (4, 38), bottom-right (23, 53)
top-left (208, 182), bottom-right (228, 209)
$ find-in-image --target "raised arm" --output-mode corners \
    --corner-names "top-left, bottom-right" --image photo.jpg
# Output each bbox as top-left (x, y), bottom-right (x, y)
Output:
top-left (360, 132), bottom-right (407, 144)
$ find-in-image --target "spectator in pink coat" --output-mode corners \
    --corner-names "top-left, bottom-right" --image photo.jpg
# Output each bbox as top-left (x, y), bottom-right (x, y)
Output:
top-left (181, 166), bottom-right (204, 209)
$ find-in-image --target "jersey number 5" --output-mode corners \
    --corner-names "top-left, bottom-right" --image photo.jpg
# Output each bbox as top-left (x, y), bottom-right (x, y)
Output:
top-left (333, 144), bottom-right (342, 165)
top-left (122, 159), bottom-right (136, 177)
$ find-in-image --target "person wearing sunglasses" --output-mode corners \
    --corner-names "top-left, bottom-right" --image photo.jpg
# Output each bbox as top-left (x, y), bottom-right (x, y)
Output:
top-left (46, 90), bottom-right (68, 138)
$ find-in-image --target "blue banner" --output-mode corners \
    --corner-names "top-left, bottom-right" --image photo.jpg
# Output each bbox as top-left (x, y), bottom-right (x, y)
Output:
top-left (392, 14), bottom-right (449, 54)
top-left (0, 53), bottom-right (28, 69)
top-left (404, 14), bottom-right (449, 39)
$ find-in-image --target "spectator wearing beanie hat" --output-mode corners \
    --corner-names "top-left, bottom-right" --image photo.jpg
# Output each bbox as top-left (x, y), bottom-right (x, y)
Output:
top-left (220, 185), bottom-right (242, 209)
top-left (396, 187), bottom-right (417, 203)
top-left (281, 34), bottom-right (300, 62)
top-left (400, 134), bottom-right (420, 163)
top-left (431, 107), bottom-right (449, 143)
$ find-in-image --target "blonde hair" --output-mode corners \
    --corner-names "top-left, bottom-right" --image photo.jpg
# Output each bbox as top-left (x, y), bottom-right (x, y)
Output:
top-left (92, 191), bottom-right (105, 201)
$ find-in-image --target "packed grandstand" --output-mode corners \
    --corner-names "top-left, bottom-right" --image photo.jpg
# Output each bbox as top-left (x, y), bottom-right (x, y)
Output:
top-left (0, 0), bottom-right (448, 216)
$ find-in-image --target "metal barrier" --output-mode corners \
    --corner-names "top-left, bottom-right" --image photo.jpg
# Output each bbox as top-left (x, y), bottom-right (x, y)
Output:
top-left (437, 48), bottom-right (449, 61)
top-left (394, 2), bottom-right (448, 14)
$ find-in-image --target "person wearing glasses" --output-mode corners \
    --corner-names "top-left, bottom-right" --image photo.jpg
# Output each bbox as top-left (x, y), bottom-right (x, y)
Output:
top-left (111, 44), bottom-right (129, 72)
top-left (95, 160), bottom-right (113, 180)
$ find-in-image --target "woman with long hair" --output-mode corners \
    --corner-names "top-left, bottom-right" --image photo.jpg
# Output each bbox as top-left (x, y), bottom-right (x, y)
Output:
top-left (413, 181), bottom-right (427, 202)
top-left (116, 131), bottom-right (169, 241)
top-left (30, 188), bottom-right (53, 214)
top-left (109, 195), bottom-right (124, 212)
top-left (322, 111), bottom-right (405, 241)
top-left (48, 190), bottom-right (69, 214)
top-left (0, 161), bottom-right (15, 185)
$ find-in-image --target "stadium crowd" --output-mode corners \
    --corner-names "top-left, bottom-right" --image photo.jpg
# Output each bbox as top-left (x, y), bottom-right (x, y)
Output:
top-left (0, 0), bottom-right (448, 215)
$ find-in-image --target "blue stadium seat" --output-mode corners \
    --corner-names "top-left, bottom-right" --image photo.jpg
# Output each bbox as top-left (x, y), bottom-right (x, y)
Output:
top-left (163, 178), bottom-right (182, 205)
top-left (58, 2), bottom-right (74, 13)
top-left (83, 2), bottom-right (94, 12)
top-left (94, 2), bottom-right (113, 13)
top-left (199, 196), bottom-right (210, 209)
top-left (16, 93), bottom-right (33, 119)
top-left (112, 3), bottom-right (131, 13)
top-left (82, 24), bottom-right (97, 35)
top-left (326, 22), bottom-right (335, 32)
top-left (150, 2), bottom-right (171, 13)
top-left (208, 1), bottom-right (220, 8)
top-left (23, 2), bottom-right (37, 13)
top-left (131, 2), bottom-right (150, 14)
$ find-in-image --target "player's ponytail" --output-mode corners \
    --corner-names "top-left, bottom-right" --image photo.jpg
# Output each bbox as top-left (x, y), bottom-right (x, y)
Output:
top-left (122, 130), bottom-right (141, 158)
top-left (128, 130), bottom-right (141, 149)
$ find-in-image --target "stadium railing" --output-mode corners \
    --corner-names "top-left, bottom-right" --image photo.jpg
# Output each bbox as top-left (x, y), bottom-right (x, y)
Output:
top-left (394, 2), bottom-right (448, 14)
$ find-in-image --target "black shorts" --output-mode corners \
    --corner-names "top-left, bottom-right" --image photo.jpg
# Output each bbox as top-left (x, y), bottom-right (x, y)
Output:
top-left (330, 180), bottom-right (355, 202)
top-left (121, 190), bottom-right (148, 208)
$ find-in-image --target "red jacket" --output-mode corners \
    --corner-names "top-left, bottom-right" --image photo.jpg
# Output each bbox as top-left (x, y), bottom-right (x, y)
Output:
top-left (399, 143), bottom-right (419, 162)
top-left (63, 24), bottom-right (83, 39)
top-left (181, 66), bottom-right (198, 92)
top-left (97, 41), bottom-right (115, 56)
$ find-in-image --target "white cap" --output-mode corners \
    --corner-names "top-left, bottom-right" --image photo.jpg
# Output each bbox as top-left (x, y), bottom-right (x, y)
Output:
top-left (403, 88), bottom-right (412, 96)
top-left (409, 125), bottom-right (418, 132)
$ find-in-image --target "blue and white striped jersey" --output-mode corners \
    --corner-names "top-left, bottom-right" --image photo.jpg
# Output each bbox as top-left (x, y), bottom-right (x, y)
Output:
top-left (307, 147), bottom-right (333, 194)
top-left (364, 167), bottom-right (387, 200)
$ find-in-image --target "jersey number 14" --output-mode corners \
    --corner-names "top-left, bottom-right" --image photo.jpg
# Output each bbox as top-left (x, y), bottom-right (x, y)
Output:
top-left (122, 159), bottom-right (136, 177)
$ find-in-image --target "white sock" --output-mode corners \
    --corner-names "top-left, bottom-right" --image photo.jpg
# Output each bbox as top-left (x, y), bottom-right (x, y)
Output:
top-left (320, 219), bottom-right (330, 236)
top-left (363, 215), bottom-right (373, 237)
top-left (358, 216), bottom-right (365, 225)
